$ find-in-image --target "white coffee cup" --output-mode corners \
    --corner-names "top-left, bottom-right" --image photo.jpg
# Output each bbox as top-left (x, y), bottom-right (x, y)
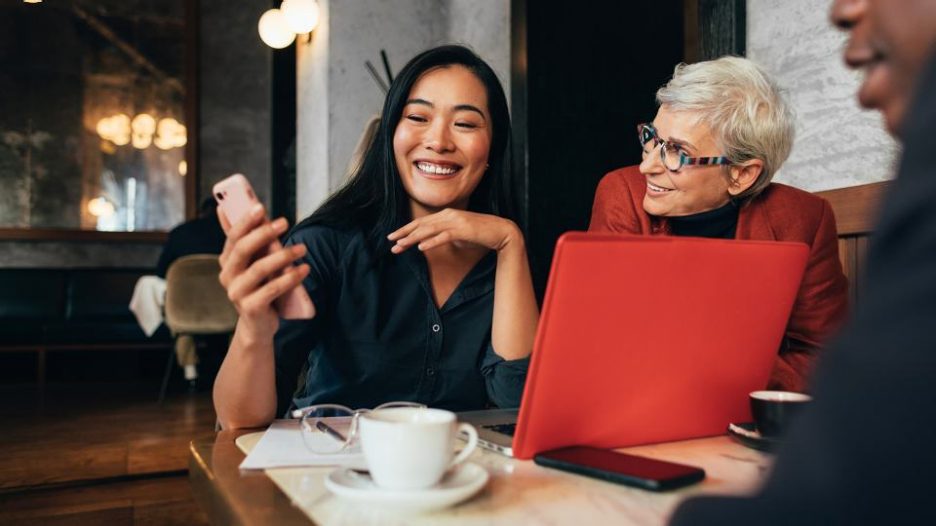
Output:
top-left (359, 407), bottom-right (478, 490)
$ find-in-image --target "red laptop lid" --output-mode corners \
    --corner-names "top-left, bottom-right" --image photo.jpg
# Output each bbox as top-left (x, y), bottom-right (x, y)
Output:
top-left (511, 233), bottom-right (809, 459)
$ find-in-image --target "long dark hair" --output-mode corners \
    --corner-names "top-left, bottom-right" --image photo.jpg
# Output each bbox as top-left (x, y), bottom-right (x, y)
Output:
top-left (295, 45), bottom-right (514, 254)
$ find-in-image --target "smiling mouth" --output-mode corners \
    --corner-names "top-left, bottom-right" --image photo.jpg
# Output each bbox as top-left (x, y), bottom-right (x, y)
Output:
top-left (415, 161), bottom-right (462, 177)
top-left (851, 48), bottom-right (893, 113)
top-left (647, 181), bottom-right (673, 193)
top-left (844, 40), bottom-right (885, 70)
top-left (856, 51), bottom-right (887, 80)
top-left (844, 39), bottom-right (888, 86)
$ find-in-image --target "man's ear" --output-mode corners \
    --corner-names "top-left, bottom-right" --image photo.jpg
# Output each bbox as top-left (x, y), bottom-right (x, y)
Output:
top-left (727, 160), bottom-right (764, 196)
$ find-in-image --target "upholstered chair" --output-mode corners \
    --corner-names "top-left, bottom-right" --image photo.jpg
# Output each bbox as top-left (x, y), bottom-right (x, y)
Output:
top-left (161, 255), bottom-right (237, 402)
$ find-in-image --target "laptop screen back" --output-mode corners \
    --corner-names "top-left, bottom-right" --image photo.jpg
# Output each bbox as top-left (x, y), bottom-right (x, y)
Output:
top-left (511, 233), bottom-right (808, 459)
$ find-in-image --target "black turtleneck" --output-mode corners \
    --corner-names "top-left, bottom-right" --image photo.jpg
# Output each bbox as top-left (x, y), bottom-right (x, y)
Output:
top-left (668, 200), bottom-right (739, 239)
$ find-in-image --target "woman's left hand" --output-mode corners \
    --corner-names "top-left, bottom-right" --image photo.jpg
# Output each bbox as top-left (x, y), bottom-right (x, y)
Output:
top-left (387, 209), bottom-right (522, 254)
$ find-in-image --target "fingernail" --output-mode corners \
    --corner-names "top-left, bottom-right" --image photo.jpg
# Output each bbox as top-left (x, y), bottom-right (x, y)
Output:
top-left (251, 203), bottom-right (264, 216)
top-left (273, 218), bottom-right (288, 231)
top-left (292, 244), bottom-right (306, 255)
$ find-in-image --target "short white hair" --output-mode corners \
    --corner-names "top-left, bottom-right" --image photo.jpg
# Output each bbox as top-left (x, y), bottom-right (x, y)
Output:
top-left (656, 56), bottom-right (795, 201)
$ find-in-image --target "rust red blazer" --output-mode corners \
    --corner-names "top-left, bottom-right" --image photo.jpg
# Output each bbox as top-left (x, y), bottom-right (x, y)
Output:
top-left (589, 165), bottom-right (849, 392)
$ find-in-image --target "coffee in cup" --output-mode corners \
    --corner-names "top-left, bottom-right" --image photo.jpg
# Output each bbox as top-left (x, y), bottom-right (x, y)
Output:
top-left (750, 390), bottom-right (812, 438)
top-left (359, 407), bottom-right (479, 490)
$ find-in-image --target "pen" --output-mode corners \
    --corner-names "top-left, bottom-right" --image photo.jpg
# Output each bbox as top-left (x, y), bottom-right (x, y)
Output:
top-left (316, 420), bottom-right (348, 444)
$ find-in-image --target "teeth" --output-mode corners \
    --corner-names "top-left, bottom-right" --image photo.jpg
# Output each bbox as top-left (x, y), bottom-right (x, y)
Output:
top-left (417, 161), bottom-right (458, 175)
top-left (647, 181), bottom-right (672, 192)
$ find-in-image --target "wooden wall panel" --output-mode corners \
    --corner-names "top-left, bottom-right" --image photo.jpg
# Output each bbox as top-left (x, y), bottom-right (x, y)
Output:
top-left (855, 235), bottom-right (871, 305)
top-left (818, 182), bottom-right (887, 306)
top-left (816, 181), bottom-right (889, 236)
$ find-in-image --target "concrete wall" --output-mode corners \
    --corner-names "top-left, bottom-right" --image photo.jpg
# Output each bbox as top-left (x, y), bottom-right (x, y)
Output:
top-left (747, 0), bottom-right (898, 192)
top-left (446, 0), bottom-right (511, 97)
top-left (199, 0), bottom-right (273, 206)
top-left (295, 0), bottom-right (510, 219)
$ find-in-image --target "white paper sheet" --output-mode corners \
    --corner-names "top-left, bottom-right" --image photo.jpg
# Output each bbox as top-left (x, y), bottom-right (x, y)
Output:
top-left (239, 419), bottom-right (364, 470)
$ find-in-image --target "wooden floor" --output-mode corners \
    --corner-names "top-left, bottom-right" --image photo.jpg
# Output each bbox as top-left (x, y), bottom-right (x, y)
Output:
top-left (0, 383), bottom-right (217, 525)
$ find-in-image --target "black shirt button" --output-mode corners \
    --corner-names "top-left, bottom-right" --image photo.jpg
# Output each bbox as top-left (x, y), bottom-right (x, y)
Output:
top-left (431, 323), bottom-right (441, 332)
top-left (426, 368), bottom-right (435, 376)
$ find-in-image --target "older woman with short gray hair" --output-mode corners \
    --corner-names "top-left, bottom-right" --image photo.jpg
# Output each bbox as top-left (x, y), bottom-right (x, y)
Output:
top-left (589, 56), bottom-right (847, 392)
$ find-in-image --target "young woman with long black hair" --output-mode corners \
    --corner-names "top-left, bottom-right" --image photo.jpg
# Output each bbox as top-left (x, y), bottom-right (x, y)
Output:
top-left (213, 45), bottom-right (538, 430)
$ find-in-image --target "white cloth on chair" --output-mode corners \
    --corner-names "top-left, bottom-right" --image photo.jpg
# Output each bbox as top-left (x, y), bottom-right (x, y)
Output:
top-left (129, 275), bottom-right (167, 337)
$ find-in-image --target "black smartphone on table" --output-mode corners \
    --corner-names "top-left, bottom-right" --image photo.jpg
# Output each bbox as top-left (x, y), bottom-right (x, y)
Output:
top-left (534, 446), bottom-right (705, 491)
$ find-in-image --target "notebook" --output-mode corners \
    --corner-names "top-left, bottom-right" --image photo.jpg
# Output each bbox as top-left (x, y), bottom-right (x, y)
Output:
top-left (461, 233), bottom-right (808, 459)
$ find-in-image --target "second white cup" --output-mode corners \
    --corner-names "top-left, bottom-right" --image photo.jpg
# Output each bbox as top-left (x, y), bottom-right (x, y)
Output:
top-left (359, 407), bottom-right (478, 490)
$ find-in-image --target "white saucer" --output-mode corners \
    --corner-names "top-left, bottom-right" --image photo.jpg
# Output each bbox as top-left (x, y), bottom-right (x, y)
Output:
top-left (324, 462), bottom-right (489, 513)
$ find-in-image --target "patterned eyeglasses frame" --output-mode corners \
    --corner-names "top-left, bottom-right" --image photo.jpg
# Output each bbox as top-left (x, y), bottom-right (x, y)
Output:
top-left (637, 123), bottom-right (731, 173)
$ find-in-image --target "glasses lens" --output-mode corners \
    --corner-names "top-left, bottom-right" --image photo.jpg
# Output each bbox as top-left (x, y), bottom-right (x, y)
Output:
top-left (638, 125), bottom-right (655, 151)
top-left (299, 404), bottom-right (356, 454)
top-left (661, 145), bottom-right (684, 172)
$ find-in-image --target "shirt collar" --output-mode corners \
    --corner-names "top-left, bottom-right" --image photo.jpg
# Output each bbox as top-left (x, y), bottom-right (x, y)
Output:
top-left (399, 248), bottom-right (496, 313)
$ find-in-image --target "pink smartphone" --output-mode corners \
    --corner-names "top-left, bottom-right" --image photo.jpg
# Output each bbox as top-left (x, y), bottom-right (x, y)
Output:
top-left (213, 174), bottom-right (315, 319)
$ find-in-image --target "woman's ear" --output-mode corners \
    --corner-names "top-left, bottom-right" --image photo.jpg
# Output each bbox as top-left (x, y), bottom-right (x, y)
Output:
top-left (727, 160), bottom-right (764, 196)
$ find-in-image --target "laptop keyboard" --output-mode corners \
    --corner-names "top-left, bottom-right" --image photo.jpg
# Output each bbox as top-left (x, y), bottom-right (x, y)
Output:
top-left (483, 423), bottom-right (517, 436)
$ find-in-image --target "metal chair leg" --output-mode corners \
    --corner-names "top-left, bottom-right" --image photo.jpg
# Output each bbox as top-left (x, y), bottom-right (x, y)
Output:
top-left (158, 345), bottom-right (175, 404)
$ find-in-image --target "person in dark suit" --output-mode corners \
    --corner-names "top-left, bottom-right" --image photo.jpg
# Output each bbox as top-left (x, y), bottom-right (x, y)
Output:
top-left (155, 197), bottom-right (226, 278)
top-left (153, 196), bottom-right (227, 387)
top-left (670, 0), bottom-right (936, 524)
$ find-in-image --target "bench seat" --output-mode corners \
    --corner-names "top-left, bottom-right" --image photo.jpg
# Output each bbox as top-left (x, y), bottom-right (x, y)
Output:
top-left (0, 267), bottom-right (173, 388)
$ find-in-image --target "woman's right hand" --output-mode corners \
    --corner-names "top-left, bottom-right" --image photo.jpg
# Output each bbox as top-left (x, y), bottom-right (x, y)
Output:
top-left (217, 204), bottom-right (310, 342)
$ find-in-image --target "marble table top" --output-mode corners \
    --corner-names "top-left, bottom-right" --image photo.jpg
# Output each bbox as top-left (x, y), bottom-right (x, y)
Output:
top-left (228, 428), bottom-right (771, 526)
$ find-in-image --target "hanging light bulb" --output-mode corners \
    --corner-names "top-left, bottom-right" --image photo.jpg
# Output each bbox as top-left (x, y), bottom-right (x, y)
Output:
top-left (132, 113), bottom-right (156, 134)
top-left (258, 9), bottom-right (295, 49)
top-left (131, 113), bottom-right (156, 149)
top-left (154, 127), bottom-right (173, 150)
top-left (96, 114), bottom-right (131, 146)
top-left (112, 114), bottom-right (131, 146)
top-left (281, 0), bottom-right (320, 34)
top-left (155, 118), bottom-right (187, 150)
top-left (95, 117), bottom-right (109, 138)
top-left (88, 196), bottom-right (115, 218)
top-left (174, 124), bottom-right (187, 148)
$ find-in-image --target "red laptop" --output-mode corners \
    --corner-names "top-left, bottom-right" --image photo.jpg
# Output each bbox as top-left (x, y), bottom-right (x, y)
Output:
top-left (460, 233), bottom-right (808, 459)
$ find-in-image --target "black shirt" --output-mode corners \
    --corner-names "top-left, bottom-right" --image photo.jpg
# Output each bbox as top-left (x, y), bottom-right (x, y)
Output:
top-left (668, 200), bottom-right (739, 239)
top-left (155, 214), bottom-right (226, 277)
top-left (273, 224), bottom-right (529, 415)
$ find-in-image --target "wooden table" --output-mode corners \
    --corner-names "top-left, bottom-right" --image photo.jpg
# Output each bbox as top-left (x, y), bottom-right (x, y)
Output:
top-left (189, 428), bottom-right (770, 525)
